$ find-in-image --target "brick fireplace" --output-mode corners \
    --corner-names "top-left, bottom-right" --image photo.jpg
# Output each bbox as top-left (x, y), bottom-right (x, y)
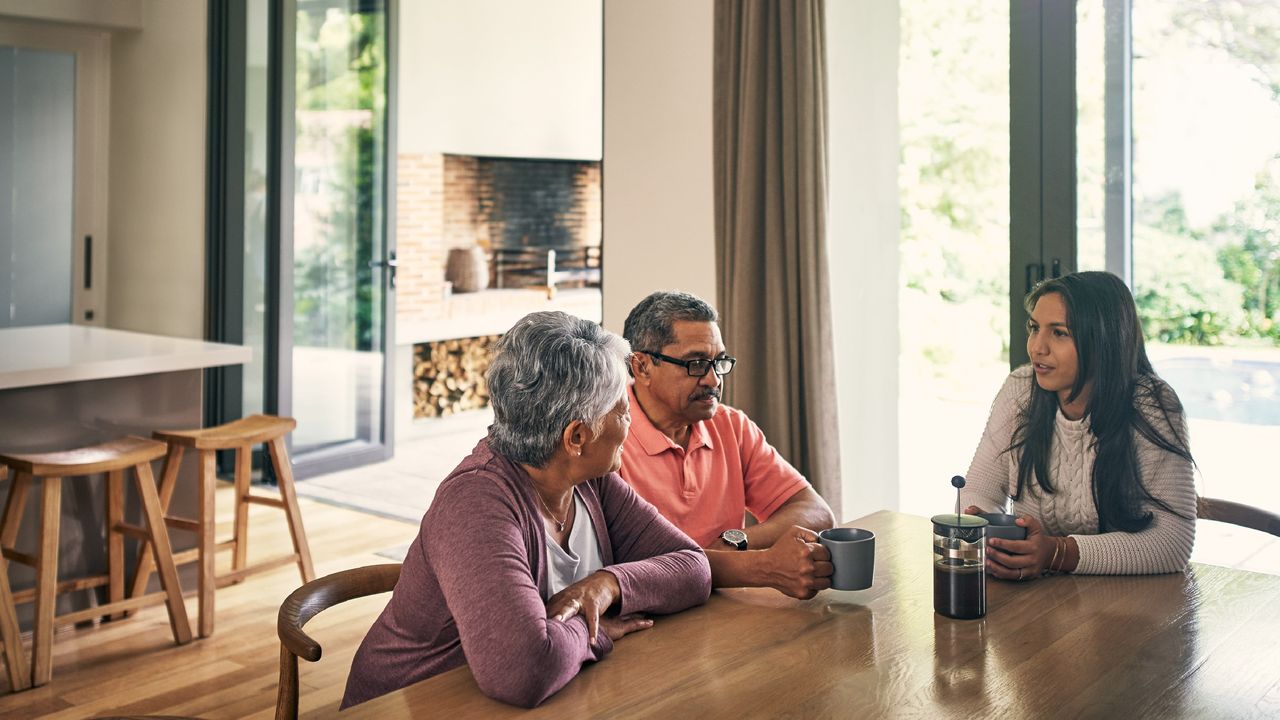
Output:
top-left (397, 153), bottom-right (601, 321)
top-left (396, 152), bottom-right (603, 423)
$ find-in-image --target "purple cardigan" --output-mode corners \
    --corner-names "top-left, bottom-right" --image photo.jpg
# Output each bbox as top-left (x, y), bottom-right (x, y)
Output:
top-left (341, 437), bottom-right (712, 708)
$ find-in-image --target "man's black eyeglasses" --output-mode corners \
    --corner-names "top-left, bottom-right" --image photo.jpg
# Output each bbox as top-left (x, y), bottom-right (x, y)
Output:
top-left (643, 351), bottom-right (736, 377)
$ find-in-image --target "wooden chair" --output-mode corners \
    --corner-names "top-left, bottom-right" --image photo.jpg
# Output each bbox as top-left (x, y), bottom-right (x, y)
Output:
top-left (275, 563), bottom-right (401, 720)
top-left (132, 414), bottom-right (315, 639)
top-left (0, 437), bottom-right (192, 688)
top-left (1197, 496), bottom-right (1280, 537)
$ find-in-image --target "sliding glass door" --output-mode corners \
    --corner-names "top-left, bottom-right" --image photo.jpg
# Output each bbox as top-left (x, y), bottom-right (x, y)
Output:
top-left (1076, 1), bottom-right (1280, 522)
top-left (286, 0), bottom-right (395, 471)
top-left (207, 0), bottom-right (396, 480)
top-left (1125, 2), bottom-right (1280, 518)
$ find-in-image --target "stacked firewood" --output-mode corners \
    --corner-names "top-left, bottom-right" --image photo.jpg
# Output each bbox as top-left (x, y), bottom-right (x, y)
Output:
top-left (413, 335), bottom-right (502, 418)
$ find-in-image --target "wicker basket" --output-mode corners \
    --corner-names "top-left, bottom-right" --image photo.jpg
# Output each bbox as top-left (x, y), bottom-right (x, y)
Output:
top-left (445, 246), bottom-right (489, 293)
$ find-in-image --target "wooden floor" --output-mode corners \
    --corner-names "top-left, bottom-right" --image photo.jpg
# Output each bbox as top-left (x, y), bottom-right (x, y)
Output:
top-left (0, 483), bottom-right (419, 719)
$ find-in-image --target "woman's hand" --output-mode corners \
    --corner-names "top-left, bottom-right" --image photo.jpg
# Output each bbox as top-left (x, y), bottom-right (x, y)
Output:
top-left (546, 570), bottom-right (622, 646)
top-left (985, 515), bottom-right (1058, 581)
top-left (598, 613), bottom-right (654, 641)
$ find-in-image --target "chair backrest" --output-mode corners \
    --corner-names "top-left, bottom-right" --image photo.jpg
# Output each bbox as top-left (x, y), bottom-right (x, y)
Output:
top-left (275, 563), bottom-right (401, 720)
top-left (95, 716), bottom-right (204, 719)
top-left (1197, 497), bottom-right (1280, 538)
top-left (93, 712), bottom-right (202, 717)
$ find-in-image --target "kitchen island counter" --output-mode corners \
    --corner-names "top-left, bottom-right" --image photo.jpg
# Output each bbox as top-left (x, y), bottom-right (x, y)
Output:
top-left (0, 324), bottom-right (251, 630)
top-left (0, 324), bottom-right (251, 390)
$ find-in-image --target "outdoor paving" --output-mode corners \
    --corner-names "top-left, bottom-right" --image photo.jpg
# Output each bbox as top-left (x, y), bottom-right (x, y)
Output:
top-left (294, 408), bottom-right (493, 525)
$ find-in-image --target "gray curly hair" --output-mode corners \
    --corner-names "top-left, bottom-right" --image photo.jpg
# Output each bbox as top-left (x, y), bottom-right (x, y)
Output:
top-left (621, 290), bottom-right (719, 353)
top-left (486, 311), bottom-right (630, 468)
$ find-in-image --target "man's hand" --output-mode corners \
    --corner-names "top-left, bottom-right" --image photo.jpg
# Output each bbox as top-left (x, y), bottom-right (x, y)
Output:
top-left (546, 570), bottom-right (621, 646)
top-left (759, 525), bottom-right (833, 599)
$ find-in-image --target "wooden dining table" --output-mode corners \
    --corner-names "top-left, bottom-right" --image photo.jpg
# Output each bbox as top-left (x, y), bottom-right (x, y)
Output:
top-left (341, 510), bottom-right (1280, 719)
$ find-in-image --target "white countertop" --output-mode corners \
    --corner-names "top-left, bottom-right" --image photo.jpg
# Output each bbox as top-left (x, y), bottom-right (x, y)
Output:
top-left (0, 324), bottom-right (253, 391)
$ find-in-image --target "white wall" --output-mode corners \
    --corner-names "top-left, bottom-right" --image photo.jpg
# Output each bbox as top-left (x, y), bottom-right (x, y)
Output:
top-left (107, 0), bottom-right (206, 338)
top-left (0, 0), bottom-right (141, 29)
top-left (827, 0), bottom-right (900, 520)
top-left (399, 0), bottom-right (602, 160)
top-left (601, 0), bottom-right (716, 332)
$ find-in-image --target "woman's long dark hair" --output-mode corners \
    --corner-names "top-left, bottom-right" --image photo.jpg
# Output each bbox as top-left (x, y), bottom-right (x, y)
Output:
top-left (1009, 271), bottom-right (1194, 533)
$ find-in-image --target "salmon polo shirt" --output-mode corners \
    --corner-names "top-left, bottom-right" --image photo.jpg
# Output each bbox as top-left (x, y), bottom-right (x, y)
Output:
top-left (619, 384), bottom-right (811, 548)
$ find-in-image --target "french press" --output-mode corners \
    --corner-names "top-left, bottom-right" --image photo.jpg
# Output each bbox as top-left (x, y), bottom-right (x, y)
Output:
top-left (932, 476), bottom-right (987, 620)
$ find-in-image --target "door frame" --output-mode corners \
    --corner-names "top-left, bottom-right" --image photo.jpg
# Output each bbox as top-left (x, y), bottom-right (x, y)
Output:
top-left (0, 20), bottom-right (110, 326)
top-left (1009, 0), bottom-right (1077, 368)
top-left (1008, 0), bottom-right (1135, 367)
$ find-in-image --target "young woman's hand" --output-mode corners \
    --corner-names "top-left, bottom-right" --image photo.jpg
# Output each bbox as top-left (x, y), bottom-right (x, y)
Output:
top-left (984, 515), bottom-right (1057, 581)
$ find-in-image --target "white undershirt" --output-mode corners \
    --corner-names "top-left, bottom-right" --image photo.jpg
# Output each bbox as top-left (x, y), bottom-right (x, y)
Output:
top-left (544, 492), bottom-right (604, 598)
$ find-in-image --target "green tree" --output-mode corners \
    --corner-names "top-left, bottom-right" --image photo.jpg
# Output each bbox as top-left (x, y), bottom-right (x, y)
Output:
top-left (1170, 1), bottom-right (1280, 105)
top-left (1132, 191), bottom-right (1246, 344)
top-left (1209, 160), bottom-right (1280, 341)
top-left (1134, 1), bottom-right (1280, 346)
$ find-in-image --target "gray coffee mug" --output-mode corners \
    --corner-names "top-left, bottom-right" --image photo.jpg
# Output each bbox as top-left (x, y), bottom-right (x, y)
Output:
top-left (978, 512), bottom-right (1027, 541)
top-left (817, 528), bottom-right (875, 591)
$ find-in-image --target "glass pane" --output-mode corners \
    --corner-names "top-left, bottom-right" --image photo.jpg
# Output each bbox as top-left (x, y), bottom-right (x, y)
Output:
top-left (243, 0), bottom-right (270, 417)
top-left (1076, 0), bottom-right (1107, 272)
top-left (1132, 1), bottom-right (1280, 517)
top-left (899, 1), bottom-right (1011, 515)
top-left (0, 46), bottom-right (74, 327)
top-left (291, 1), bottom-right (387, 454)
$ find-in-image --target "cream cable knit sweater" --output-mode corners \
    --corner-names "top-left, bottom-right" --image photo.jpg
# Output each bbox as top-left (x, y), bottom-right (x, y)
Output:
top-left (961, 365), bottom-right (1196, 575)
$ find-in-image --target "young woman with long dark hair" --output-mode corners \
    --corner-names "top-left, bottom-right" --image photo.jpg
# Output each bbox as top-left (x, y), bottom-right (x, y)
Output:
top-left (961, 271), bottom-right (1196, 580)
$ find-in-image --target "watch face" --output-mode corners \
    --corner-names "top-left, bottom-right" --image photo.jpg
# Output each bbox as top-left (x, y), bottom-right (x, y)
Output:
top-left (723, 529), bottom-right (748, 548)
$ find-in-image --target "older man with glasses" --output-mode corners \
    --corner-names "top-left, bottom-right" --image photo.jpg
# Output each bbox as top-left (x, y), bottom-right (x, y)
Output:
top-left (620, 291), bottom-right (836, 599)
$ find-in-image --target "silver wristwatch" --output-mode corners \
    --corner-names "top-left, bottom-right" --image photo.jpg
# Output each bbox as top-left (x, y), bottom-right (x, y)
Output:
top-left (720, 529), bottom-right (748, 550)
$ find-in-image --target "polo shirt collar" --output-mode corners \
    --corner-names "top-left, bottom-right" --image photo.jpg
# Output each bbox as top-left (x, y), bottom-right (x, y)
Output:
top-left (626, 383), bottom-right (714, 454)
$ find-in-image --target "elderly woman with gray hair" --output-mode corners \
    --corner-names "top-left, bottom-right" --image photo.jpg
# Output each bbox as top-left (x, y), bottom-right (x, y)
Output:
top-left (342, 311), bottom-right (712, 709)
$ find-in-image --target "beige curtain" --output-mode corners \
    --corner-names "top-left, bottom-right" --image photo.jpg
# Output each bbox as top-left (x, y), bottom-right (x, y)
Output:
top-left (713, 0), bottom-right (841, 510)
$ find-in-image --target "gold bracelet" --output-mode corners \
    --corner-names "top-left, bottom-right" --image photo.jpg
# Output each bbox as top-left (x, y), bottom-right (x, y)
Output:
top-left (1053, 537), bottom-right (1066, 572)
top-left (1046, 537), bottom-right (1062, 575)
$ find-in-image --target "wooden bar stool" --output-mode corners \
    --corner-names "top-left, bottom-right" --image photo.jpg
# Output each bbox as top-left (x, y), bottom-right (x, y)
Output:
top-left (135, 414), bottom-right (315, 639)
top-left (0, 472), bottom-right (29, 692)
top-left (0, 436), bottom-right (192, 688)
